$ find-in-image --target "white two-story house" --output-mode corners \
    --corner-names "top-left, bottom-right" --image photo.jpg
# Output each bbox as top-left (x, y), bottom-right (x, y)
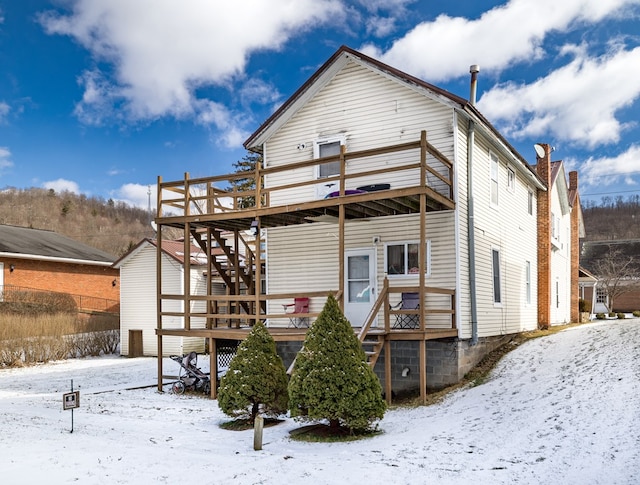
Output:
top-left (154, 46), bottom-right (582, 402)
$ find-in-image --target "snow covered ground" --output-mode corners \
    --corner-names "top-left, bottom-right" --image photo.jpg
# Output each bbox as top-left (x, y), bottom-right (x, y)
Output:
top-left (1, 319), bottom-right (639, 484)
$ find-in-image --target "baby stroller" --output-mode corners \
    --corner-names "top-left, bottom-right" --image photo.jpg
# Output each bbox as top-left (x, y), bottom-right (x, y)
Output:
top-left (170, 352), bottom-right (211, 395)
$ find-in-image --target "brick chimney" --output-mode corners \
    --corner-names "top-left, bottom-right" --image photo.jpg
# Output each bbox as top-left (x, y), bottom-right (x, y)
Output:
top-left (569, 170), bottom-right (580, 323)
top-left (536, 144), bottom-right (552, 330)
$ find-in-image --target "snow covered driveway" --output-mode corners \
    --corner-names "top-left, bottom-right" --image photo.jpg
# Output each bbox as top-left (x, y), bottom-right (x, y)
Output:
top-left (1, 320), bottom-right (638, 484)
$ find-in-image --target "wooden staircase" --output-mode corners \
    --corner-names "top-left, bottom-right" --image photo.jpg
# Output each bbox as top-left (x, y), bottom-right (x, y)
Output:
top-left (361, 330), bottom-right (385, 368)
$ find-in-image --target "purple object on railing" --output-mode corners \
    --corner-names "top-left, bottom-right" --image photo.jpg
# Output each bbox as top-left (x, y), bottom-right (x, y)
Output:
top-left (325, 189), bottom-right (367, 198)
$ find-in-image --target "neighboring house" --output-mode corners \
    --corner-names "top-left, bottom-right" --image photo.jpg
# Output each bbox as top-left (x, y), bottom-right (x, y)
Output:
top-left (581, 239), bottom-right (640, 313)
top-left (535, 160), bottom-right (585, 326)
top-left (0, 224), bottom-right (119, 311)
top-left (113, 238), bottom-right (232, 356)
top-left (578, 266), bottom-right (600, 315)
top-left (153, 46), bottom-right (582, 401)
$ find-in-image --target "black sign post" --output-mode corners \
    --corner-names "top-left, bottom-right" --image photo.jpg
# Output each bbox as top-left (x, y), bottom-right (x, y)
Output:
top-left (62, 379), bottom-right (80, 433)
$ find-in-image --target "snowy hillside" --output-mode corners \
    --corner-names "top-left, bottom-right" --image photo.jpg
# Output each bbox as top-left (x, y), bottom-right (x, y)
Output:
top-left (1, 320), bottom-right (638, 484)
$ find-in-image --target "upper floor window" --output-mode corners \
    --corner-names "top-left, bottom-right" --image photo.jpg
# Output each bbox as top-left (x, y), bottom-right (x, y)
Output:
top-left (314, 137), bottom-right (343, 179)
top-left (385, 240), bottom-right (431, 277)
top-left (551, 213), bottom-right (560, 241)
top-left (490, 152), bottom-right (499, 207)
top-left (507, 167), bottom-right (515, 192)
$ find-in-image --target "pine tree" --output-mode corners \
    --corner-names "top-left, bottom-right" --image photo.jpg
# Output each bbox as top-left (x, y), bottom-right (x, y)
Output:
top-left (217, 321), bottom-right (289, 421)
top-left (288, 295), bottom-right (386, 432)
top-left (227, 152), bottom-right (263, 209)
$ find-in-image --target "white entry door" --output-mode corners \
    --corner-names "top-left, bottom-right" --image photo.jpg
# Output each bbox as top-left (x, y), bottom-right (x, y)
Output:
top-left (344, 249), bottom-right (376, 327)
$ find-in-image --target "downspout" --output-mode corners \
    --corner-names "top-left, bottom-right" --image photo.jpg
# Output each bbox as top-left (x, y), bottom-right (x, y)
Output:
top-left (468, 65), bottom-right (480, 345)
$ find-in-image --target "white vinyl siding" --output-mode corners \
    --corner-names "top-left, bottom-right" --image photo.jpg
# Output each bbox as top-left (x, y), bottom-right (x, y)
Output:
top-left (263, 60), bottom-right (455, 206)
top-left (464, 130), bottom-right (538, 337)
top-left (266, 212), bottom-right (456, 328)
top-left (549, 172), bottom-right (572, 325)
top-left (118, 243), bottom-right (207, 357)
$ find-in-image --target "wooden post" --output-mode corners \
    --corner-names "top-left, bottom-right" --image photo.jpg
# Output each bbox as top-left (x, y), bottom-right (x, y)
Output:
top-left (210, 338), bottom-right (217, 399)
top-left (254, 416), bottom-right (264, 451)
top-left (254, 218), bottom-right (262, 326)
top-left (184, 173), bottom-right (191, 331)
top-left (156, 176), bottom-right (164, 392)
top-left (419, 339), bottom-right (426, 405)
top-left (384, 339), bottom-right (392, 405)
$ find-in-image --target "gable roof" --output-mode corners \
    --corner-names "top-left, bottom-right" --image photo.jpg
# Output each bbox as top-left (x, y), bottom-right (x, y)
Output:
top-left (113, 238), bottom-right (207, 268)
top-left (0, 224), bottom-right (115, 266)
top-left (112, 238), bottom-right (234, 269)
top-left (244, 45), bottom-right (544, 190)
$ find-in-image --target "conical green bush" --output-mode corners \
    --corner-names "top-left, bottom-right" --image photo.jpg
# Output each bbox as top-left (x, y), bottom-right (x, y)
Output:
top-left (218, 321), bottom-right (289, 420)
top-left (288, 295), bottom-right (386, 432)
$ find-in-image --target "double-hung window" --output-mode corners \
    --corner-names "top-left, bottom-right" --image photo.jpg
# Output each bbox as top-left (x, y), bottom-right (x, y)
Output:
top-left (385, 241), bottom-right (431, 276)
top-left (315, 137), bottom-right (343, 179)
top-left (492, 248), bottom-right (502, 305)
top-left (490, 152), bottom-right (499, 207)
top-left (507, 167), bottom-right (515, 192)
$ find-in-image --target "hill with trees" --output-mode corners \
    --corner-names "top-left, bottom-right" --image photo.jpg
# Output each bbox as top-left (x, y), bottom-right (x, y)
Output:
top-left (0, 187), bottom-right (155, 257)
top-left (582, 195), bottom-right (640, 241)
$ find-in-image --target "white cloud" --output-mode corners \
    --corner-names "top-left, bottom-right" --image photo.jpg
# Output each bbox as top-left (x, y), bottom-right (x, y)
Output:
top-left (42, 178), bottom-right (81, 194)
top-left (478, 46), bottom-right (640, 148)
top-left (361, 0), bottom-right (638, 81)
top-left (39, 0), bottom-right (343, 141)
top-left (0, 146), bottom-right (13, 170)
top-left (580, 144), bottom-right (640, 187)
top-left (113, 183), bottom-right (156, 209)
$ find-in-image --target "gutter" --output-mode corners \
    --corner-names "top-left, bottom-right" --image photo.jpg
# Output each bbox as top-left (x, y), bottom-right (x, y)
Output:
top-left (0, 252), bottom-right (114, 267)
top-left (468, 65), bottom-right (480, 346)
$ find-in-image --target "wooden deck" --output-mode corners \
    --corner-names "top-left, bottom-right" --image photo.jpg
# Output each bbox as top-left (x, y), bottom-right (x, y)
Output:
top-left (154, 131), bottom-right (458, 404)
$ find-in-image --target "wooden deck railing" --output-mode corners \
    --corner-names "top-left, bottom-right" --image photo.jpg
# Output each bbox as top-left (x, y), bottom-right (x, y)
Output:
top-left (157, 131), bottom-right (453, 220)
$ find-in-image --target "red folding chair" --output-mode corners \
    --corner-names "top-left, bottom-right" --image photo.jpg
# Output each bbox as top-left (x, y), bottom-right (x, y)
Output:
top-left (283, 297), bottom-right (310, 328)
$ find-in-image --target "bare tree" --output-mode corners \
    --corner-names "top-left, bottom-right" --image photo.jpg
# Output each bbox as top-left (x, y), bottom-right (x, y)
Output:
top-left (592, 246), bottom-right (640, 311)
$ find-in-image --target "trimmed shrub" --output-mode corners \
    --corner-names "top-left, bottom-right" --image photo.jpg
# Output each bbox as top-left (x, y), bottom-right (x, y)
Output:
top-left (596, 313), bottom-right (606, 320)
top-left (217, 321), bottom-right (289, 421)
top-left (1, 289), bottom-right (77, 314)
top-left (617, 312), bottom-right (626, 319)
top-left (633, 311), bottom-right (640, 318)
top-left (608, 312), bottom-right (616, 318)
top-left (288, 295), bottom-right (386, 433)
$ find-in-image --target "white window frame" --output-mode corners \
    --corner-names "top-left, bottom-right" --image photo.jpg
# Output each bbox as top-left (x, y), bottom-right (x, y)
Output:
top-left (490, 152), bottom-right (499, 208)
top-left (384, 240), bottom-right (431, 277)
top-left (507, 167), bottom-right (515, 193)
top-left (492, 248), bottom-right (502, 306)
top-left (528, 189), bottom-right (534, 215)
top-left (314, 136), bottom-right (345, 179)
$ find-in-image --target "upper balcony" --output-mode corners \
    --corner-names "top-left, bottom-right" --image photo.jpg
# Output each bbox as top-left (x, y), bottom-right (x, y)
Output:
top-left (157, 131), bottom-right (455, 232)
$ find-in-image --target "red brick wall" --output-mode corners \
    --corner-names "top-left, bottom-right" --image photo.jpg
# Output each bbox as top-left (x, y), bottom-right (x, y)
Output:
top-left (569, 171), bottom-right (580, 322)
top-left (536, 144), bottom-right (552, 329)
top-left (2, 257), bottom-right (119, 306)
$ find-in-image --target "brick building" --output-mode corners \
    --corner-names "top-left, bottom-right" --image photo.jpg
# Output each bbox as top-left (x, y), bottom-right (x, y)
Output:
top-left (0, 224), bottom-right (119, 312)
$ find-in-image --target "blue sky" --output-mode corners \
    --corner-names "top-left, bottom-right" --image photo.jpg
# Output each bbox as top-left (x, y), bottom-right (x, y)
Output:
top-left (0, 0), bottom-right (639, 209)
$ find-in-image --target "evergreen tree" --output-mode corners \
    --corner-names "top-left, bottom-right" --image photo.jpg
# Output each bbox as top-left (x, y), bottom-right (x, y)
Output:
top-left (227, 152), bottom-right (263, 209)
top-left (217, 321), bottom-right (289, 421)
top-left (288, 295), bottom-right (386, 432)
